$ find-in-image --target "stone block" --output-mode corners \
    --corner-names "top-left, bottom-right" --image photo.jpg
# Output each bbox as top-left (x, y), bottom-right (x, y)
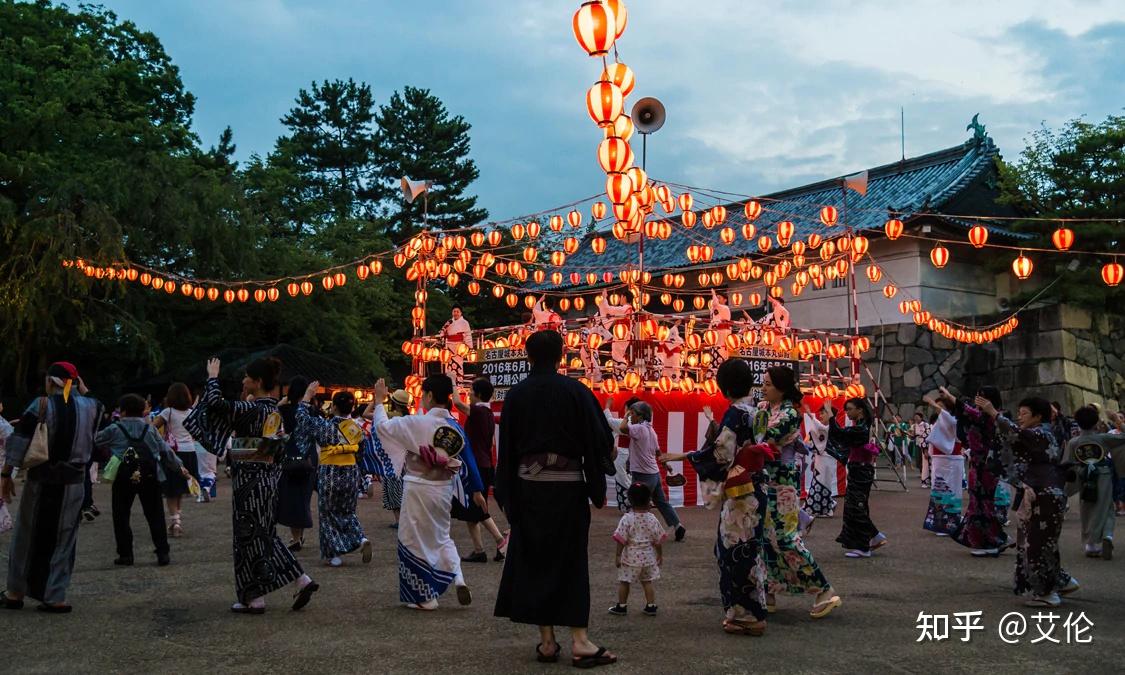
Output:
top-left (939, 351), bottom-right (961, 376)
top-left (922, 364), bottom-right (938, 378)
top-left (891, 362), bottom-right (904, 378)
top-left (1038, 359), bottom-right (1100, 391)
top-left (933, 333), bottom-right (954, 350)
top-left (1107, 353), bottom-right (1124, 376)
top-left (1015, 364), bottom-right (1040, 388)
top-left (916, 332), bottom-right (931, 350)
top-left (897, 324), bottom-right (917, 345)
top-left (1075, 339), bottom-right (1098, 367)
top-left (903, 367), bottom-right (922, 388)
top-left (1061, 305), bottom-right (1093, 330)
top-left (883, 346), bottom-right (905, 363)
top-left (906, 346), bottom-right (935, 365)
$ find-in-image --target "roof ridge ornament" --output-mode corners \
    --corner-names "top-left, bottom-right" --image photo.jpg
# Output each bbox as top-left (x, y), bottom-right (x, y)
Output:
top-left (966, 114), bottom-right (990, 147)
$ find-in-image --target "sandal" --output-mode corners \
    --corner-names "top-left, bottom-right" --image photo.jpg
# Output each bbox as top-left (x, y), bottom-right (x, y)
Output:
top-left (572, 646), bottom-right (617, 669)
top-left (291, 581), bottom-right (319, 611)
top-left (722, 618), bottom-right (766, 636)
top-left (1, 594), bottom-right (24, 610)
top-left (230, 603), bottom-right (266, 615)
top-left (810, 595), bottom-right (842, 619)
top-left (765, 594), bottom-right (776, 614)
top-left (36, 603), bottom-right (73, 614)
top-left (536, 641), bottom-right (561, 663)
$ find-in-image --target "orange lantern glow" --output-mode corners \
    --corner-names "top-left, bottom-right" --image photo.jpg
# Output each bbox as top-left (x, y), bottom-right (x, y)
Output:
top-left (819, 205), bottom-right (838, 227)
top-left (720, 227), bottom-right (736, 245)
top-left (968, 224), bottom-right (989, 248)
top-left (884, 218), bottom-right (904, 240)
top-left (776, 220), bottom-right (794, 247)
top-left (572, 1), bottom-right (617, 56)
top-left (300, 281), bottom-right (313, 296)
top-left (586, 78), bottom-right (622, 127)
top-left (882, 283), bottom-right (897, 298)
top-left (930, 244), bottom-right (950, 269)
top-left (1051, 227), bottom-right (1074, 251)
top-left (757, 235), bottom-right (772, 253)
top-left (852, 235), bottom-right (869, 257)
top-left (597, 136), bottom-right (633, 173)
top-left (710, 205), bottom-right (727, 225)
top-left (591, 201), bottom-right (608, 220)
top-left (1012, 252), bottom-right (1033, 280)
top-left (681, 211), bottom-right (696, 228)
top-left (866, 265), bottom-right (882, 283)
top-left (606, 172), bottom-right (634, 205)
top-left (1102, 259), bottom-right (1124, 287)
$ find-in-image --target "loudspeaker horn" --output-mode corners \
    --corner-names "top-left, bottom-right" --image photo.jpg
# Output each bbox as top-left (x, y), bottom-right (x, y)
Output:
top-left (400, 177), bottom-right (432, 203)
top-left (631, 97), bottom-right (666, 134)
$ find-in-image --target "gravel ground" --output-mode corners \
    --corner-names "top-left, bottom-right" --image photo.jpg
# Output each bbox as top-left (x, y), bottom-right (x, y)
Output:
top-left (2, 468), bottom-right (1121, 674)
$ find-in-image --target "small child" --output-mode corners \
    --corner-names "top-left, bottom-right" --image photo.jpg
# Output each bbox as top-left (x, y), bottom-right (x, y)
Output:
top-left (609, 482), bottom-right (665, 617)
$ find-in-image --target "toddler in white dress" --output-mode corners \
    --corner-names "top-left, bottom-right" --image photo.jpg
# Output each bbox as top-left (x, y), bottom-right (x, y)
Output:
top-left (609, 482), bottom-right (666, 616)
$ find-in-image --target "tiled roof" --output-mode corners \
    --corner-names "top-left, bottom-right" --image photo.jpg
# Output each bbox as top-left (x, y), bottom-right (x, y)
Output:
top-left (555, 133), bottom-right (1027, 284)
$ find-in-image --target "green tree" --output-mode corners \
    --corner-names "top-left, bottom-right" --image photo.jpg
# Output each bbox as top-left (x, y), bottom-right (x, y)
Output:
top-left (999, 113), bottom-right (1125, 308)
top-left (372, 86), bottom-right (488, 239)
top-left (0, 0), bottom-right (253, 396)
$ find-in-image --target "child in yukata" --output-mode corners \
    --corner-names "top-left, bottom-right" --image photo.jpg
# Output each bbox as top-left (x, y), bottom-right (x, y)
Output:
top-left (608, 482), bottom-right (666, 617)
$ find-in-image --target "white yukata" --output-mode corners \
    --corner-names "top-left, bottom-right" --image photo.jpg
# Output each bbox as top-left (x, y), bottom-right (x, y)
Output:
top-left (598, 300), bottom-right (633, 371)
top-left (441, 317), bottom-right (473, 387)
top-left (372, 405), bottom-right (467, 606)
top-left (658, 325), bottom-right (685, 380)
top-left (530, 300), bottom-right (561, 331)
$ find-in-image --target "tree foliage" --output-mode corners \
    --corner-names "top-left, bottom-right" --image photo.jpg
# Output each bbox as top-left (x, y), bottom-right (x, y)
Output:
top-left (998, 113), bottom-right (1125, 309)
top-left (0, 1), bottom-right (496, 402)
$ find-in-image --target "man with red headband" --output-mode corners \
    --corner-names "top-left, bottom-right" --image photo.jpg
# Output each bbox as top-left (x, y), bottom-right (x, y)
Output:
top-left (2, 362), bottom-right (103, 613)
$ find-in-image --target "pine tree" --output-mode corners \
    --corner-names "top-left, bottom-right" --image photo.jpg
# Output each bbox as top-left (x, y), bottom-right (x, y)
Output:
top-left (372, 86), bottom-right (488, 240)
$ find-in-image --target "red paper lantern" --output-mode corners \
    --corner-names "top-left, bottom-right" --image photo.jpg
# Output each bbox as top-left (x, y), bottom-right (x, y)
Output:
top-left (586, 79), bottom-right (623, 127)
top-left (882, 283), bottom-right (897, 298)
top-left (743, 200), bottom-right (762, 221)
top-left (1051, 227), bottom-right (1074, 251)
top-left (776, 220), bottom-right (794, 247)
top-left (1012, 252), bottom-right (1033, 280)
top-left (681, 211), bottom-right (696, 228)
top-left (930, 244), bottom-right (950, 269)
top-left (1102, 260), bottom-right (1124, 287)
top-left (819, 205), bottom-right (838, 227)
top-left (968, 224), bottom-right (989, 248)
top-left (605, 173), bottom-right (634, 207)
top-left (572, 1), bottom-right (617, 56)
top-left (601, 61), bottom-right (635, 97)
top-left (597, 136), bottom-right (633, 173)
top-left (757, 235), bottom-right (772, 253)
top-left (884, 218), bottom-right (904, 240)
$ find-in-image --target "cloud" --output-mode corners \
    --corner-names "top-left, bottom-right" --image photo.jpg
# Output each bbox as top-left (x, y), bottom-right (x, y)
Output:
top-left (100, 0), bottom-right (1125, 219)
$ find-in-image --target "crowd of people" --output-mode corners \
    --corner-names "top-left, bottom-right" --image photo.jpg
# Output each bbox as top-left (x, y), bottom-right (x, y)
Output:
top-left (0, 340), bottom-right (1122, 665)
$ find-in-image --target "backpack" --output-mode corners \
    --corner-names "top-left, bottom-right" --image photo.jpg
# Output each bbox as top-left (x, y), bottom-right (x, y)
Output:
top-left (117, 423), bottom-right (159, 485)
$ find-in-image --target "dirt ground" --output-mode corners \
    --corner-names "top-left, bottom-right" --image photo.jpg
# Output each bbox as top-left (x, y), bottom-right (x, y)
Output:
top-left (2, 468), bottom-right (1122, 674)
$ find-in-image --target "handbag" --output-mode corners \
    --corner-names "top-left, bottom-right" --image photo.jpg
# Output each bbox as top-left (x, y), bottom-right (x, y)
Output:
top-left (23, 398), bottom-right (51, 469)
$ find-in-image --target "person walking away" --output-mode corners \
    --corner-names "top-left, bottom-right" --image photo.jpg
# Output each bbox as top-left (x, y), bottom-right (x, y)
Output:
top-left (371, 374), bottom-right (477, 610)
top-left (153, 383), bottom-right (199, 538)
top-left (184, 357), bottom-right (318, 614)
top-left (494, 331), bottom-right (618, 666)
top-left (275, 377), bottom-right (317, 551)
top-left (2, 362), bottom-right (102, 613)
top-left (297, 385), bottom-right (371, 567)
top-left (0, 405), bottom-right (13, 534)
top-left (976, 396), bottom-right (1079, 607)
top-left (96, 394), bottom-right (189, 566)
top-left (660, 359), bottom-right (775, 637)
top-left (951, 386), bottom-right (1010, 557)
top-left (453, 377), bottom-right (510, 563)
top-left (827, 397), bottom-right (885, 557)
top-left (605, 398), bottom-right (686, 541)
top-left (1063, 406), bottom-right (1125, 560)
top-left (608, 482), bottom-right (665, 617)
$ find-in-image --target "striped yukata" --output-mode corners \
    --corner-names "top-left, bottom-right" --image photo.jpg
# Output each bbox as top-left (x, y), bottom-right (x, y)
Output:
top-left (186, 378), bottom-right (304, 603)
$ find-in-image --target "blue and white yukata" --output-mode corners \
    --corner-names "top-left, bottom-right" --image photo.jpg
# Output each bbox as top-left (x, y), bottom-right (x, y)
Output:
top-left (372, 406), bottom-right (482, 605)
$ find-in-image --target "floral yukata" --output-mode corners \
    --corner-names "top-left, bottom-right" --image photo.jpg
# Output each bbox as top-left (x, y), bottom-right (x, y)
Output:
top-left (951, 403), bottom-right (1010, 552)
top-left (687, 397), bottom-right (769, 626)
top-left (997, 419), bottom-right (1074, 597)
top-left (760, 401), bottom-right (832, 597)
top-left (613, 511), bottom-right (666, 583)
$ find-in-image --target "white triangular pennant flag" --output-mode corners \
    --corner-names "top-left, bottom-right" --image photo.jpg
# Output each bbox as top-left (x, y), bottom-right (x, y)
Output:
top-left (843, 171), bottom-right (868, 196)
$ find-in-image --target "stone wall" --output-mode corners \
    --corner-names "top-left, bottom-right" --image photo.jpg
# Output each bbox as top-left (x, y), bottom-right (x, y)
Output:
top-left (856, 304), bottom-right (1125, 420)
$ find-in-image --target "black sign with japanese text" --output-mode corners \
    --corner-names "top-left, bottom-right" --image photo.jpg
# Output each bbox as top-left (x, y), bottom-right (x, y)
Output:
top-left (476, 348), bottom-right (531, 401)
